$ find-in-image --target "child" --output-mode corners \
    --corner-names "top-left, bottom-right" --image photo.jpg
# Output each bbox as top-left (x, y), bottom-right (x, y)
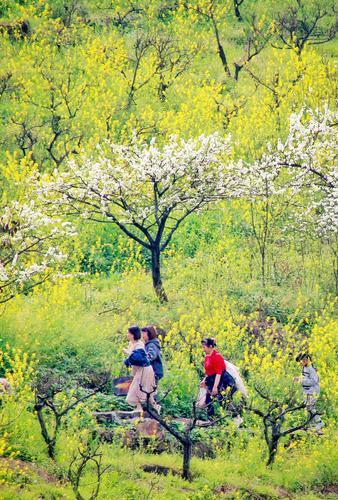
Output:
top-left (295, 353), bottom-right (324, 433)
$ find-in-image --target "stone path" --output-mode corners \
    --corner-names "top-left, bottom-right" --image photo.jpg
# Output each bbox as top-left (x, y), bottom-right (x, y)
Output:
top-left (94, 410), bottom-right (212, 428)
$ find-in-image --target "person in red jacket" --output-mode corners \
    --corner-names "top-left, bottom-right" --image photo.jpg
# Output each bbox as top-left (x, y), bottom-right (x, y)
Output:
top-left (200, 338), bottom-right (236, 417)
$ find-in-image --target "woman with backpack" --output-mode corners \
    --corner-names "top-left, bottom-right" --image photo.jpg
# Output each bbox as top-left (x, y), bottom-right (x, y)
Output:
top-left (123, 325), bottom-right (159, 413)
top-left (141, 325), bottom-right (164, 383)
top-left (200, 338), bottom-right (236, 418)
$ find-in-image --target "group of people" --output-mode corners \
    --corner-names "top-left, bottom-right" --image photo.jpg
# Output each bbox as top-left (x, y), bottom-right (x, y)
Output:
top-left (123, 326), bottom-right (324, 432)
top-left (123, 325), bottom-right (164, 413)
top-left (122, 326), bottom-right (246, 420)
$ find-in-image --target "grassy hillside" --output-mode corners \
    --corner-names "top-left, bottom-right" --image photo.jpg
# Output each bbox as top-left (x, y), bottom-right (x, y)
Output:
top-left (0, 0), bottom-right (337, 498)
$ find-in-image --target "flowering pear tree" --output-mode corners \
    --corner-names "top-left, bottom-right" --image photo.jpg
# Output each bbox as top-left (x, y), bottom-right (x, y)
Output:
top-left (245, 107), bottom-right (337, 236)
top-left (277, 107), bottom-right (337, 236)
top-left (38, 133), bottom-right (244, 302)
top-left (229, 107), bottom-right (337, 288)
top-left (0, 201), bottom-right (74, 304)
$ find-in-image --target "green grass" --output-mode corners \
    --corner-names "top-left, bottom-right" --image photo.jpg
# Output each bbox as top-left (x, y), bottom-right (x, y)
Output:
top-left (1, 434), bottom-right (337, 499)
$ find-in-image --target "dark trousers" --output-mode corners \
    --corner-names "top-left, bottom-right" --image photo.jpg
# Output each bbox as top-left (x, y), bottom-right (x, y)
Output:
top-left (205, 371), bottom-right (236, 417)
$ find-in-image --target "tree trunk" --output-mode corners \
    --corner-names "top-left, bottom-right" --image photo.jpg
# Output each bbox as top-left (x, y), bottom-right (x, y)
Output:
top-left (36, 407), bottom-right (56, 460)
top-left (182, 440), bottom-right (192, 480)
top-left (217, 42), bottom-right (231, 77)
top-left (267, 435), bottom-right (279, 466)
top-left (158, 75), bottom-right (168, 101)
top-left (211, 17), bottom-right (231, 77)
top-left (234, 62), bottom-right (241, 80)
top-left (234, 0), bottom-right (243, 21)
top-left (151, 245), bottom-right (168, 302)
top-left (331, 242), bottom-right (338, 295)
top-left (261, 247), bottom-right (266, 289)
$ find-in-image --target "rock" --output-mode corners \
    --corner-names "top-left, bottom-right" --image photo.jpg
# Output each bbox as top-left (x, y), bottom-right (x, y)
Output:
top-left (214, 485), bottom-right (277, 499)
top-left (0, 457), bottom-right (59, 484)
top-left (134, 419), bottom-right (165, 440)
top-left (98, 429), bottom-right (114, 443)
top-left (121, 418), bottom-right (166, 452)
top-left (122, 428), bottom-right (138, 449)
top-left (116, 409), bottom-right (150, 419)
top-left (93, 409), bottom-right (151, 424)
top-left (276, 487), bottom-right (293, 498)
top-left (315, 484), bottom-right (338, 496)
top-left (141, 464), bottom-right (180, 476)
top-left (172, 417), bottom-right (212, 428)
top-left (192, 441), bottom-right (215, 459)
top-left (93, 411), bottom-right (122, 424)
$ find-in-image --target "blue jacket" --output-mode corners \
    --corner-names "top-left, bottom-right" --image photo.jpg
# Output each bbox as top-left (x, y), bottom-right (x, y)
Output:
top-left (145, 339), bottom-right (164, 380)
top-left (124, 348), bottom-right (150, 368)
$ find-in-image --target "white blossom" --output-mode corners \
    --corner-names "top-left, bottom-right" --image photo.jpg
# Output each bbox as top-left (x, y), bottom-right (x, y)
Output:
top-left (242, 106), bottom-right (337, 235)
top-left (0, 200), bottom-right (75, 304)
top-left (37, 132), bottom-right (242, 247)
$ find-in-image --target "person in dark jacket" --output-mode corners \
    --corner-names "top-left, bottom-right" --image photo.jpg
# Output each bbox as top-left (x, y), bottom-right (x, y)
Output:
top-left (141, 325), bottom-right (164, 382)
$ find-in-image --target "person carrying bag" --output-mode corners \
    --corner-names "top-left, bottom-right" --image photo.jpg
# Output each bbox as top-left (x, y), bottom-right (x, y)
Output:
top-left (123, 325), bottom-right (160, 414)
top-left (199, 338), bottom-right (236, 417)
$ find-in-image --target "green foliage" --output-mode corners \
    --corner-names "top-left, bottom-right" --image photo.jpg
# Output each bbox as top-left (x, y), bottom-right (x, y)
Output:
top-left (0, 0), bottom-right (337, 496)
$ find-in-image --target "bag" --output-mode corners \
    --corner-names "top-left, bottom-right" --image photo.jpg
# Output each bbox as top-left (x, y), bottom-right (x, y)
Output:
top-left (196, 387), bottom-right (207, 408)
top-left (224, 361), bottom-right (248, 398)
top-left (112, 376), bottom-right (132, 396)
top-left (221, 370), bottom-right (236, 389)
top-left (124, 348), bottom-right (150, 367)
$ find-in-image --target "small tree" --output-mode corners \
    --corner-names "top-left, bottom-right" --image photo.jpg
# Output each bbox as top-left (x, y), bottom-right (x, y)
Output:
top-left (39, 133), bottom-right (243, 301)
top-left (243, 107), bottom-right (337, 238)
top-left (120, 31), bottom-right (197, 107)
top-left (68, 439), bottom-right (111, 500)
top-left (247, 387), bottom-right (316, 466)
top-left (140, 385), bottom-right (231, 480)
top-left (182, 1), bottom-right (271, 81)
top-left (233, 15), bottom-right (271, 81)
top-left (182, 1), bottom-right (231, 77)
top-left (272, 0), bottom-right (337, 55)
top-left (34, 371), bottom-right (109, 460)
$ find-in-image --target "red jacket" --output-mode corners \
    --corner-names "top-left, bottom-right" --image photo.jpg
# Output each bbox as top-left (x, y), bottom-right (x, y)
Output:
top-left (204, 349), bottom-right (226, 376)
